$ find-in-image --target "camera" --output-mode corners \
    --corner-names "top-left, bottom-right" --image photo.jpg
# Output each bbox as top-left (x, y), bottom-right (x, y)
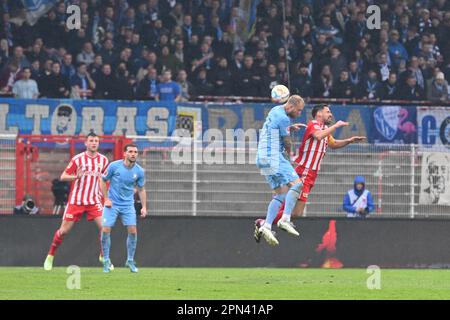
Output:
top-left (14, 195), bottom-right (39, 215)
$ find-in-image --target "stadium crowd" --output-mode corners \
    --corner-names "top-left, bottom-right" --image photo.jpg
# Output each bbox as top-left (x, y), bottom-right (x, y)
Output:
top-left (0, 0), bottom-right (449, 102)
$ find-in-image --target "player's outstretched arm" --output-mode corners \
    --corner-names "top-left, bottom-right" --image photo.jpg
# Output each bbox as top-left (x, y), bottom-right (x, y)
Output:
top-left (329, 136), bottom-right (366, 149)
top-left (313, 120), bottom-right (349, 141)
top-left (289, 123), bottom-right (307, 131)
top-left (137, 187), bottom-right (147, 218)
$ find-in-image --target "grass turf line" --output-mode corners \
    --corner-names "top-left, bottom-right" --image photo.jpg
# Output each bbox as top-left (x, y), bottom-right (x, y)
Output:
top-left (0, 267), bottom-right (449, 300)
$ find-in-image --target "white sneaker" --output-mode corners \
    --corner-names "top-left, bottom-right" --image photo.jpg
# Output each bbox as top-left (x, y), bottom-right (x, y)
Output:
top-left (277, 220), bottom-right (300, 236)
top-left (260, 227), bottom-right (279, 246)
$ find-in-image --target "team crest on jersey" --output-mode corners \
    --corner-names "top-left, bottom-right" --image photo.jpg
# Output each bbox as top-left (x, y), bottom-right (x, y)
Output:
top-left (133, 174), bottom-right (138, 180)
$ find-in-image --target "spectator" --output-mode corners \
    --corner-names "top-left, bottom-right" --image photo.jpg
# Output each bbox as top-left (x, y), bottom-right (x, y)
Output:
top-left (76, 42), bottom-right (96, 66)
top-left (234, 55), bottom-right (260, 96)
top-left (0, 62), bottom-right (20, 93)
top-left (331, 70), bottom-right (355, 99)
top-left (344, 11), bottom-right (366, 50)
top-left (261, 63), bottom-right (282, 96)
top-left (381, 72), bottom-right (400, 100)
top-left (88, 55), bottom-right (104, 79)
top-left (427, 72), bottom-right (449, 102)
top-left (192, 68), bottom-right (213, 96)
top-left (0, 38), bottom-right (9, 70)
top-left (12, 67), bottom-right (39, 99)
top-left (173, 40), bottom-right (186, 68)
top-left (115, 64), bottom-right (135, 101)
top-left (388, 30), bottom-right (409, 68)
top-left (60, 54), bottom-right (76, 79)
top-left (207, 15), bottom-right (224, 42)
top-left (36, 59), bottom-right (53, 96)
top-left (70, 63), bottom-right (96, 99)
top-left (376, 52), bottom-right (392, 82)
top-left (99, 39), bottom-right (117, 66)
top-left (8, 46), bottom-right (31, 69)
top-left (361, 69), bottom-right (382, 100)
top-left (30, 59), bottom-right (40, 80)
top-left (177, 69), bottom-right (194, 101)
top-left (328, 46), bottom-right (347, 81)
top-left (156, 69), bottom-right (181, 102)
top-left (182, 15), bottom-right (193, 42)
top-left (26, 42), bottom-right (48, 65)
top-left (342, 176), bottom-right (375, 218)
top-left (399, 73), bottom-right (425, 100)
top-left (94, 64), bottom-right (116, 99)
top-left (159, 46), bottom-right (183, 75)
top-left (193, 14), bottom-right (207, 38)
top-left (408, 56), bottom-right (425, 90)
top-left (211, 57), bottom-right (232, 96)
top-left (348, 60), bottom-right (362, 87)
top-left (316, 15), bottom-right (343, 45)
top-left (165, 2), bottom-right (184, 28)
top-left (192, 42), bottom-right (214, 72)
top-left (229, 50), bottom-right (244, 75)
top-left (45, 62), bottom-right (70, 98)
top-left (314, 64), bottom-right (333, 98)
top-left (291, 63), bottom-right (313, 98)
top-left (136, 66), bottom-right (159, 100)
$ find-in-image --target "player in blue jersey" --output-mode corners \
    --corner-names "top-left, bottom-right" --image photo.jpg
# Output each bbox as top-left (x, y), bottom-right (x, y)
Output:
top-left (100, 143), bottom-right (147, 273)
top-left (255, 95), bottom-right (305, 245)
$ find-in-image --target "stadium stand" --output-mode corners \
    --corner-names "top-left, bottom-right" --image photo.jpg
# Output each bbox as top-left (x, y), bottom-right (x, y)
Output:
top-left (0, 0), bottom-right (449, 102)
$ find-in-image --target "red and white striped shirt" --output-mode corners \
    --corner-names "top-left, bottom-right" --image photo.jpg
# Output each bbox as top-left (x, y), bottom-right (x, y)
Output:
top-left (65, 152), bottom-right (109, 205)
top-left (295, 120), bottom-right (335, 171)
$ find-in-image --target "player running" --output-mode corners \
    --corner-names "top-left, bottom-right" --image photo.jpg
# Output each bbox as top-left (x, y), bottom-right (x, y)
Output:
top-left (255, 104), bottom-right (366, 245)
top-left (44, 132), bottom-right (111, 270)
top-left (255, 95), bottom-right (306, 246)
top-left (100, 143), bottom-right (147, 273)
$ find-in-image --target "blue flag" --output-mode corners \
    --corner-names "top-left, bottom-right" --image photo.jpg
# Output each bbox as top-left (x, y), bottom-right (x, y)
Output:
top-left (21, 0), bottom-right (58, 25)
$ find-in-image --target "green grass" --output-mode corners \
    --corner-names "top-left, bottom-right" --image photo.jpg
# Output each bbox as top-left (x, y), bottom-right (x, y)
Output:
top-left (0, 267), bottom-right (449, 300)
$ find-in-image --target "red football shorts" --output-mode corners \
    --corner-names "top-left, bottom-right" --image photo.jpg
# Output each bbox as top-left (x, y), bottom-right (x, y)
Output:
top-left (295, 166), bottom-right (318, 202)
top-left (63, 203), bottom-right (103, 222)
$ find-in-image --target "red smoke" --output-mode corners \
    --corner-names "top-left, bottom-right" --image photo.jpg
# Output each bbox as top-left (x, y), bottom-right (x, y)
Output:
top-left (316, 220), bottom-right (343, 268)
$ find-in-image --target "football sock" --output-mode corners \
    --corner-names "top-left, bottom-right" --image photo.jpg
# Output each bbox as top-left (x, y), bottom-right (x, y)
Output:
top-left (264, 193), bottom-right (286, 229)
top-left (273, 203), bottom-right (285, 225)
top-left (283, 182), bottom-right (303, 221)
top-left (127, 233), bottom-right (137, 261)
top-left (99, 231), bottom-right (104, 258)
top-left (48, 230), bottom-right (65, 256)
top-left (101, 232), bottom-right (111, 261)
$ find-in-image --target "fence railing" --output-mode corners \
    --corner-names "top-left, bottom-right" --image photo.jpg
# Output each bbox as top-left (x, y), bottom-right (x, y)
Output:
top-left (0, 135), bottom-right (17, 214)
top-left (1, 133), bottom-right (449, 219)
top-left (131, 136), bottom-right (450, 219)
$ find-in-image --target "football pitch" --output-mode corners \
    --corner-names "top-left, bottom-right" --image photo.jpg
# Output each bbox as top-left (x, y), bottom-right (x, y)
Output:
top-left (0, 267), bottom-right (449, 300)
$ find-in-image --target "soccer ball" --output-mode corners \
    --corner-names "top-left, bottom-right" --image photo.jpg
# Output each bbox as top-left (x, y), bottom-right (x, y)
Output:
top-left (271, 85), bottom-right (290, 103)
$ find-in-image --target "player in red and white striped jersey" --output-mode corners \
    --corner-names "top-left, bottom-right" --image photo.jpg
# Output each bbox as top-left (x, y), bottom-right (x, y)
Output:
top-left (44, 132), bottom-right (111, 270)
top-left (255, 104), bottom-right (366, 243)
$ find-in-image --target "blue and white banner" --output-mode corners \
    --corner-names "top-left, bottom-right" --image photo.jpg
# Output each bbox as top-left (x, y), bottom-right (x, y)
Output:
top-left (417, 106), bottom-right (450, 151)
top-left (372, 106), bottom-right (418, 144)
top-left (0, 98), bottom-right (437, 146)
top-left (0, 98), bottom-right (199, 136)
top-left (21, 0), bottom-right (58, 25)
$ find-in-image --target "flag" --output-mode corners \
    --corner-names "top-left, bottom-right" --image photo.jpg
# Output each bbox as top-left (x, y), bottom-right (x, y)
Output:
top-left (21, 0), bottom-right (58, 26)
top-left (236, 0), bottom-right (261, 42)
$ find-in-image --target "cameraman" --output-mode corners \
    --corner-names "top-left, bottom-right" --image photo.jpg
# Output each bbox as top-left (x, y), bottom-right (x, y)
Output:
top-left (342, 176), bottom-right (374, 218)
top-left (14, 195), bottom-right (40, 215)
